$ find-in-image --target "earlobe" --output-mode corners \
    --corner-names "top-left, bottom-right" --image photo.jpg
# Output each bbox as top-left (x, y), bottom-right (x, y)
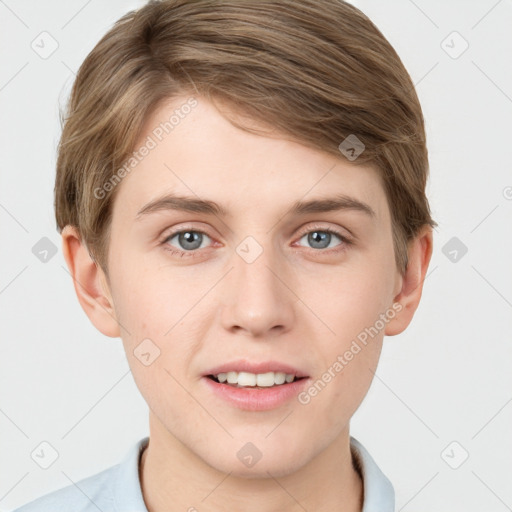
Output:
top-left (384, 225), bottom-right (433, 337)
top-left (61, 225), bottom-right (121, 338)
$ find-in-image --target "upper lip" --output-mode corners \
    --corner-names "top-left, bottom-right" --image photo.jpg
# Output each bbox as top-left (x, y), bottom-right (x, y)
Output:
top-left (204, 359), bottom-right (309, 378)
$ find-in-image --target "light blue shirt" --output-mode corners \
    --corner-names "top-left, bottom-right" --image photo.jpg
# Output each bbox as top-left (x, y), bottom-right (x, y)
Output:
top-left (11, 436), bottom-right (394, 511)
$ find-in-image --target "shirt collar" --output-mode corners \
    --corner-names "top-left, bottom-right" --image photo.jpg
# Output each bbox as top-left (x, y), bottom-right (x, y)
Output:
top-left (113, 436), bottom-right (394, 511)
top-left (350, 436), bottom-right (395, 512)
top-left (113, 436), bottom-right (149, 511)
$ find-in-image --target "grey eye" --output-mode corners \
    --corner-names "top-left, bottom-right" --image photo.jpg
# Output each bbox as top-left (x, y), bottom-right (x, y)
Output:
top-left (166, 231), bottom-right (210, 251)
top-left (299, 230), bottom-right (342, 250)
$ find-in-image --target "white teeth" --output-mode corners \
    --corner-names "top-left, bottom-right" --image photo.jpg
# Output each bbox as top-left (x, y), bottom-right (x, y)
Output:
top-left (274, 372), bottom-right (286, 385)
top-left (213, 371), bottom-right (297, 387)
top-left (256, 372), bottom-right (274, 387)
top-left (237, 372), bottom-right (256, 387)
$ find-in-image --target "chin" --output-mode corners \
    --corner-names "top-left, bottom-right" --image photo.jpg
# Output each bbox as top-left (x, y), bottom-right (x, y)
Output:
top-left (203, 447), bottom-right (309, 480)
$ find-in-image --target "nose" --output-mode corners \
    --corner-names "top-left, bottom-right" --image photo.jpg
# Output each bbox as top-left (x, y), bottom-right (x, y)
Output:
top-left (220, 240), bottom-right (295, 338)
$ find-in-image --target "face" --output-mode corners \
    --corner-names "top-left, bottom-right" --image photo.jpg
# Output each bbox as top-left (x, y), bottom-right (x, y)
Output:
top-left (104, 95), bottom-right (402, 477)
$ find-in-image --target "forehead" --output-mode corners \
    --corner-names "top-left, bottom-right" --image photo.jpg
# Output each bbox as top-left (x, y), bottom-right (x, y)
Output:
top-left (112, 95), bottom-right (389, 224)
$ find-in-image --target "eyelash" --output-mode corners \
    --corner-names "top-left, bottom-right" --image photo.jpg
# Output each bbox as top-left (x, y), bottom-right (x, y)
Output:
top-left (160, 224), bottom-right (353, 259)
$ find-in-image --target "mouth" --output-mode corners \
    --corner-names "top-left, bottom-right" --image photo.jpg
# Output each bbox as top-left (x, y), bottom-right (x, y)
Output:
top-left (202, 361), bottom-right (311, 411)
top-left (206, 371), bottom-right (308, 389)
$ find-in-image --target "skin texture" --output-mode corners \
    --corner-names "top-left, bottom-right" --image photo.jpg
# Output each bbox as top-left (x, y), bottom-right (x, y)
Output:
top-left (62, 95), bottom-right (433, 512)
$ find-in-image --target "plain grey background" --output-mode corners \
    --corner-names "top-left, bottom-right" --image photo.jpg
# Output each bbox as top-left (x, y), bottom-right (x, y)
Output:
top-left (1, 1), bottom-right (511, 511)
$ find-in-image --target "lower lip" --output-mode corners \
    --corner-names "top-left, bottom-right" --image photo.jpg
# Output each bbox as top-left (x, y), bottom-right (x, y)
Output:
top-left (202, 376), bottom-right (310, 411)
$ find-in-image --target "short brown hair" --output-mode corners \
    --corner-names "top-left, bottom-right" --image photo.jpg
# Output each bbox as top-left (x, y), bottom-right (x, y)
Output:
top-left (55, 0), bottom-right (437, 276)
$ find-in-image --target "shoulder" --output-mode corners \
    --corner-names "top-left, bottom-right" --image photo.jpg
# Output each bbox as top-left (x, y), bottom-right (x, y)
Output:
top-left (10, 463), bottom-right (120, 512)
top-left (11, 437), bottom-right (149, 512)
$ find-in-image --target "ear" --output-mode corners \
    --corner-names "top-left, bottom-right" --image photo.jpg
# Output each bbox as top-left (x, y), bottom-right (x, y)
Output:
top-left (61, 225), bottom-right (120, 338)
top-left (384, 225), bottom-right (433, 336)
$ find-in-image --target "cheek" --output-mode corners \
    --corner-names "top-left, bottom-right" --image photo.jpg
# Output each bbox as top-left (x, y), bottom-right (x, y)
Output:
top-left (302, 253), bottom-right (392, 397)
top-left (110, 263), bottom-right (204, 377)
top-left (110, 258), bottom-right (178, 333)
top-left (310, 261), bottom-right (393, 342)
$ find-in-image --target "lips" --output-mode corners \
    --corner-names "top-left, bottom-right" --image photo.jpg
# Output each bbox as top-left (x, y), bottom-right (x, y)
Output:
top-left (204, 359), bottom-right (309, 379)
top-left (202, 369), bottom-right (311, 411)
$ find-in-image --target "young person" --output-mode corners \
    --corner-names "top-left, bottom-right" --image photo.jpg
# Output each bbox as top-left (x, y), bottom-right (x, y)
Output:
top-left (13, 0), bottom-right (435, 510)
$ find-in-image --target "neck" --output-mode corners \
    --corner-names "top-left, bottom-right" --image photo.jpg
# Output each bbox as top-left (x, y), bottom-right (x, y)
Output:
top-left (139, 414), bottom-right (363, 512)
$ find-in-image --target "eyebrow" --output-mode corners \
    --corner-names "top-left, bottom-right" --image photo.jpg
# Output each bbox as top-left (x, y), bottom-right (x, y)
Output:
top-left (135, 192), bottom-right (376, 220)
